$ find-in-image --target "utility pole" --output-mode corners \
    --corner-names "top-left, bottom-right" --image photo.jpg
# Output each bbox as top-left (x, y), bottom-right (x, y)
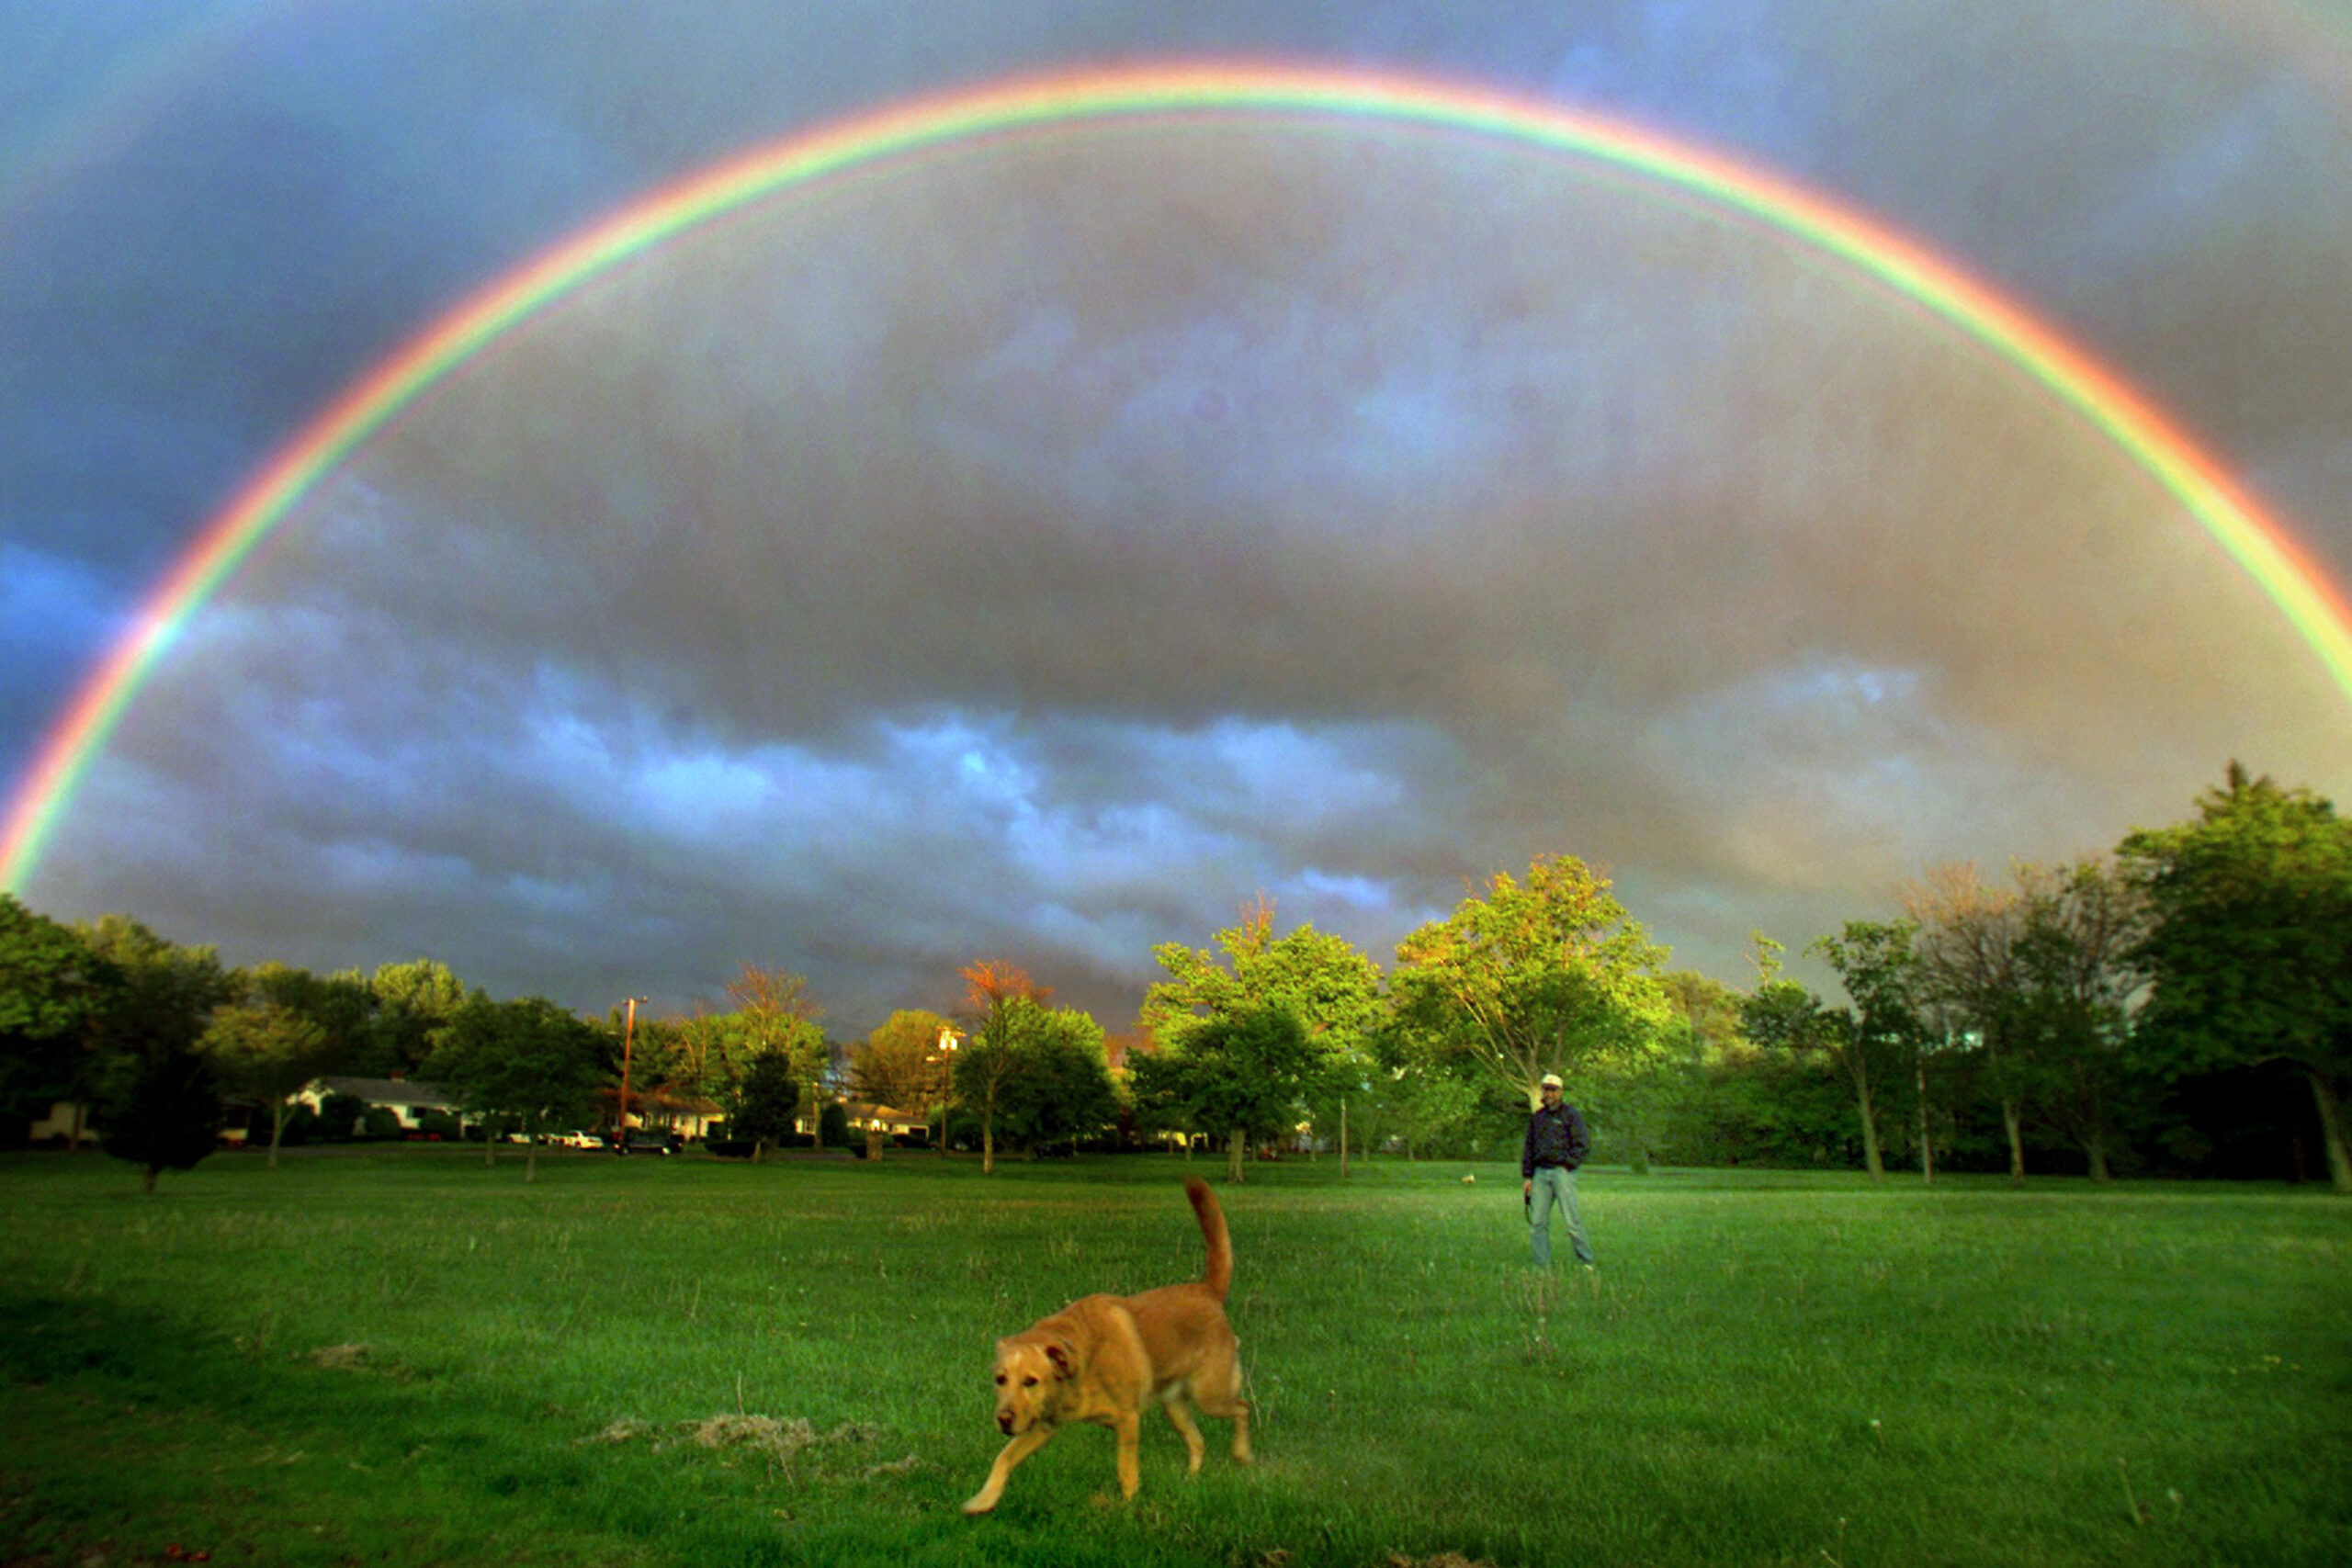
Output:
top-left (616, 996), bottom-right (649, 1147)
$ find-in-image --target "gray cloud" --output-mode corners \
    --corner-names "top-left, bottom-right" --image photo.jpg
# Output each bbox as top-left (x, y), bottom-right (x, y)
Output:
top-left (7, 0), bottom-right (2351, 1026)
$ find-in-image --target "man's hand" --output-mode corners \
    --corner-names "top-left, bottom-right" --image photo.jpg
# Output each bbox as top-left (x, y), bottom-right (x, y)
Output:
top-left (1522, 1179), bottom-right (1532, 1198)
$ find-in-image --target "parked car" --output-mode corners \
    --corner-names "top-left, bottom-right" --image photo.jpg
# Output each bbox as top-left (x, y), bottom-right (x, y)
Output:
top-left (616, 1130), bottom-right (681, 1156)
top-left (553, 1130), bottom-right (601, 1149)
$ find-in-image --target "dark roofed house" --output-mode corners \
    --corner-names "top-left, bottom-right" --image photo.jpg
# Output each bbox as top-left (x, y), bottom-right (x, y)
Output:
top-left (296, 1075), bottom-right (463, 1131)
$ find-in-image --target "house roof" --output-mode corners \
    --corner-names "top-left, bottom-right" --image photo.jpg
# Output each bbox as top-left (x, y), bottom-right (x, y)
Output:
top-left (313, 1076), bottom-right (462, 1109)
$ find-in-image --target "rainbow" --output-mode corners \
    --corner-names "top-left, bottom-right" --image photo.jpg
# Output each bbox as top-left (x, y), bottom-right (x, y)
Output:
top-left (8, 61), bottom-right (2352, 890)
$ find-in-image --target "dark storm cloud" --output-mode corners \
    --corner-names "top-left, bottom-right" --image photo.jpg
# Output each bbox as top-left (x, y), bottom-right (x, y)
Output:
top-left (35, 111), bottom-right (2350, 1029)
top-left (6, 0), bottom-right (2352, 1026)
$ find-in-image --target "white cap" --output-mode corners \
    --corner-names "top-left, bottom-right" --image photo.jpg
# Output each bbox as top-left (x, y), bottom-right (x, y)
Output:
top-left (1539, 1073), bottom-right (1564, 1089)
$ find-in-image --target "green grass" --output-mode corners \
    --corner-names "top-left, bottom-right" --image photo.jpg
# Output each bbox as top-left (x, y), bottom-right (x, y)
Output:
top-left (1, 1147), bottom-right (2345, 1567)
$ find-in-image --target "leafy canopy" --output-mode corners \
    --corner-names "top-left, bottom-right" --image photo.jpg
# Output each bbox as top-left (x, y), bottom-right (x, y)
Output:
top-left (1392, 854), bottom-right (1670, 1107)
top-left (2120, 764), bottom-right (2352, 1082)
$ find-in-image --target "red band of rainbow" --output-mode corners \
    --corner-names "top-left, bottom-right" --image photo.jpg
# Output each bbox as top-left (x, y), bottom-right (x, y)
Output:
top-left (7, 62), bottom-right (2349, 890)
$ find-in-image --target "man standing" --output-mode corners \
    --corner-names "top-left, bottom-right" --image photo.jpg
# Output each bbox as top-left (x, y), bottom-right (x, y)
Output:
top-left (1521, 1072), bottom-right (1595, 1269)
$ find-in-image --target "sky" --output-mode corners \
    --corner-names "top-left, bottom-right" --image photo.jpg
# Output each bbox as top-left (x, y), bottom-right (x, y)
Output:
top-left (5, 0), bottom-right (2350, 1037)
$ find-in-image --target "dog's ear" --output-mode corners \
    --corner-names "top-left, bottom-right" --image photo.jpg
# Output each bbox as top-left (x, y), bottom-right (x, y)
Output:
top-left (1044, 1340), bottom-right (1076, 1380)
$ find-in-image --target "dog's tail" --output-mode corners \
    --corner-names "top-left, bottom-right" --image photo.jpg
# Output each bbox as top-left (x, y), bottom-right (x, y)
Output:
top-left (1184, 1177), bottom-right (1232, 1301)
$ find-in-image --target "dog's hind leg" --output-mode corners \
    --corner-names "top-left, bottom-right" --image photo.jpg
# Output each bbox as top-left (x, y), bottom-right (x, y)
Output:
top-left (1161, 1390), bottom-right (1207, 1473)
top-left (1192, 1355), bottom-right (1253, 1463)
top-left (962, 1426), bottom-right (1056, 1515)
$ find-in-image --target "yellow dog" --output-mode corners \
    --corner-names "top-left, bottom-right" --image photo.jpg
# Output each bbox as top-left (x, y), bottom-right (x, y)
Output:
top-left (963, 1177), bottom-right (1252, 1512)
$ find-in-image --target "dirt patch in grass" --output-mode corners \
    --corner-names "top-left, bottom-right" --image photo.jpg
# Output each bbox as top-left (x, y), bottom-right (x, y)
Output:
top-left (582, 1414), bottom-right (921, 1483)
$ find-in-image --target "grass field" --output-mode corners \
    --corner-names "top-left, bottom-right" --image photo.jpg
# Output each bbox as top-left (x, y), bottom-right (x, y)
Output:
top-left (0, 1147), bottom-right (2345, 1568)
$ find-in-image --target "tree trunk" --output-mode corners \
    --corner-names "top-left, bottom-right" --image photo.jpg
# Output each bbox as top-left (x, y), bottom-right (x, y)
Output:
top-left (2308, 1070), bottom-right (2352, 1195)
top-left (2086, 1134), bottom-right (2111, 1183)
top-left (482, 1130), bottom-right (496, 1168)
top-left (268, 1098), bottom-right (288, 1171)
top-left (1844, 1053), bottom-right (1882, 1175)
top-left (69, 1100), bottom-right (87, 1154)
top-left (1850, 1058), bottom-right (1884, 1180)
top-left (1227, 1129), bottom-right (1245, 1184)
top-left (1340, 1100), bottom-right (1349, 1179)
top-left (142, 1165), bottom-right (159, 1195)
top-left (526, 1149), bottom-right (537, 1184)
top-left (982, 1117), bottom-right (995, 1175)
top-left (2003, 1098), bottom-right (2026, 1186)
top-left (1916, 1056), bottom-right (1933, 1186)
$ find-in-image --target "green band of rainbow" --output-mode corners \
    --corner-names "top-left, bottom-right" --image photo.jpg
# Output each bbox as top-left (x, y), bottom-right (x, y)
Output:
top-left (8, 62), bottom-right (2350, 890)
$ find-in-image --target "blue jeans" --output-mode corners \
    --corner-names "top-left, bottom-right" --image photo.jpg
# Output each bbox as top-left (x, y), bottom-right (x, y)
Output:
top-left (1528, 1166), bottom-right (1594, 1267)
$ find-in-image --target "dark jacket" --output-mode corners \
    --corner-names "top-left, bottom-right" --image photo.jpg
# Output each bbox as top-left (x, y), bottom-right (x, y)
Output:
top-left (1521, 1100), bottom-right (1590, 1178)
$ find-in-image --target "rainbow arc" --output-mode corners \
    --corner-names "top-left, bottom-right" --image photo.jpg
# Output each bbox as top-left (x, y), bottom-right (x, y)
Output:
top-left (6, 62), bottom-right (2349, 889)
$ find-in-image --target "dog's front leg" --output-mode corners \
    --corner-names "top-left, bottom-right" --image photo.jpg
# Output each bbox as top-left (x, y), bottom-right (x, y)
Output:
top-left (1113, 1411), bottom-right (1143, 1498)
top-left (963, 1426), bottom-right (1056, 1515)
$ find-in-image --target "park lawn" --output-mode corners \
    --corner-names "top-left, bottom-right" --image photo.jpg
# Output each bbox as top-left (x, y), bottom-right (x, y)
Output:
top-left (0, 1147), bottom-right (2344, 1568)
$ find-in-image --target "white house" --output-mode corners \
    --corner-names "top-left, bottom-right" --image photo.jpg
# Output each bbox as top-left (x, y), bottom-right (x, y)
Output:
top-left (295, 1075), bottom-right (464, 1131)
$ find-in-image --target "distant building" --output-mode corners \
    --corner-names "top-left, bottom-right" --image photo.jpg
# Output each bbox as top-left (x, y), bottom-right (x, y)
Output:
top-left (22, 1096), bottom-right (259, 1148)
top-left (296, 1075), bottom-right (463, 1131)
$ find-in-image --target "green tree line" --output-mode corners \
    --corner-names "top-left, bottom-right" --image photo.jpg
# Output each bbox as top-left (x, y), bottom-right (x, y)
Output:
top-left (4, 764), bottom-right (2344, 1190)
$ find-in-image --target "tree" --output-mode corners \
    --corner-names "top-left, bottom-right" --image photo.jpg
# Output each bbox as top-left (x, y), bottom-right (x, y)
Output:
top-left (1903, 863), bottom-right (2033, 1182)
top-left (2120, 764), bottom-right (2352, 1191)
top-left (1130, 1004), bottom-right (1323, 1183)
top-left (96, 1041), bottom-right (223, 1194)
top-left (1740, 927), bottom-right (1922, 1183)
top-left (1141, 898), bottom-right (1385, 1157)
top-left (726, 964), bottom-right (827, 1149)
top-left (79, 916), bottom-right (238, 1192)
top-left (952, 961), bottom-right (1055, 1173)
top-left (1391, 854), bottom-right (1671, 1110)
top-left (1631, 971), bottom-right (1750, 1170)
top-left (201, 978), bottom-right (340, 1168)
top-left (1806, 919), bottom-right (1928, 1183)
top-left (0, 896), bottom-right (118, 1143)
top-left (990, 1008), bottom-right (1120, 1156)
top-left (730, 1050), bottom-right (802, 1162)
top-left (851, 1009), bottom-right (958, 1152)
top-left (317, 1090), bottom-right (368, 1141)
top-left (2008, 857), bottom-right (2148, 1182)
top-left (423, 995), bottom-right (607, 1180)
top-left (368, 960), bottom-right (466, 1074)
top-left (1366, 1057), bottom-right (1481, 1161)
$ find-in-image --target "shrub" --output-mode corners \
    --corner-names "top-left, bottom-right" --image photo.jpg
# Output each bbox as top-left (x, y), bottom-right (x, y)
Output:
top-left (317, 1092), bottom-right (368, 1142)
top-left (415, 1110), bottom-right (463, 1142)
top-left (819, 1101), bottom-right (851, 1148)
top-left (360, 1106), bottom-right (402, 1140)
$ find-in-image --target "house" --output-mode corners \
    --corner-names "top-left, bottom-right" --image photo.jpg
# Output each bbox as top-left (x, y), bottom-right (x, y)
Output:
top-left (296, 1074), bottom-right (464, 1131)
top-left (616, 1088), bottom-right (722, 1139)
top-left (25, 1100), bottom-right (89, 1146)
top-left (23, 1096), bottom-right (258, 1149)
top-left (843, 1101), bottom-right (929, 1138)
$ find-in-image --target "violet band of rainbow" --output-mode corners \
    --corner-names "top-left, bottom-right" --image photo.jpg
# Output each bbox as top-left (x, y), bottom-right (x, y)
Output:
top-left (6, 62), bottom-right (2350, 891)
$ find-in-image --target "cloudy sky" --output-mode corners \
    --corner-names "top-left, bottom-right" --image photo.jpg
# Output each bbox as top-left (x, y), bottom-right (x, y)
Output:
top-left (5, 0), bottom-right (2350, 1035)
